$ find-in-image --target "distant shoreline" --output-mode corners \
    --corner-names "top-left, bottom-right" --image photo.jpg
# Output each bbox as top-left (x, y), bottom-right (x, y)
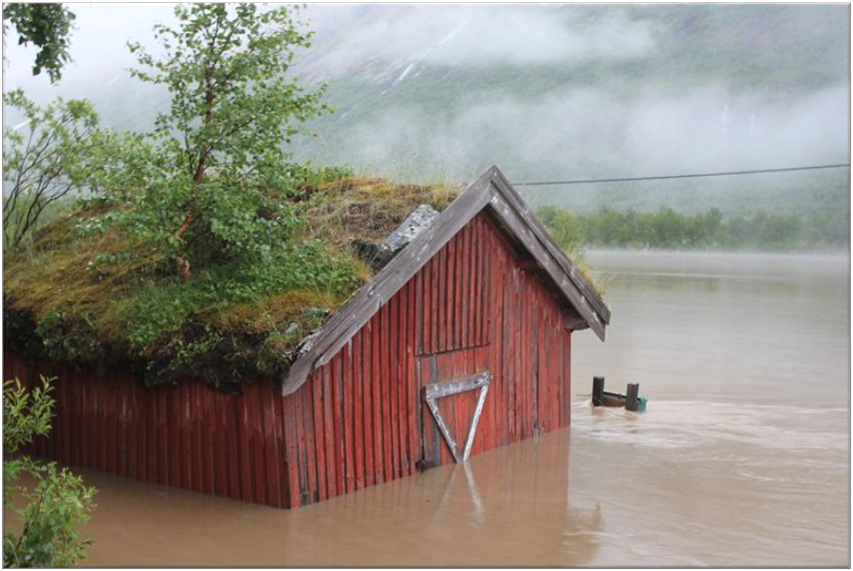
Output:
top-left (585, 248), bottom-right (850, 259)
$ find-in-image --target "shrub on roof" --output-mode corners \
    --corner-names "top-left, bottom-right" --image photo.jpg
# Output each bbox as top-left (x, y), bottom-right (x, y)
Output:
top-left (3, 175), bottom-right (456, 390)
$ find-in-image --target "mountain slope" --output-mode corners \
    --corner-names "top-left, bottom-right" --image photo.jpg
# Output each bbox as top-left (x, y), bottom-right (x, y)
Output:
top-left (3, 4), bottom-right (849, 217)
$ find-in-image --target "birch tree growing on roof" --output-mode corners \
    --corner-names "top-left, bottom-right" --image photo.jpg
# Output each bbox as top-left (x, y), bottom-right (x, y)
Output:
top-left (126, 3), bottom-right (329, 280)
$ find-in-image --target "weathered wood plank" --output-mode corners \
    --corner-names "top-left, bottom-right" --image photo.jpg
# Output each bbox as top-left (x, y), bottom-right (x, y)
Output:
top-left (380, 304), bottom-right (393, 481)
top-left (446, 228), bottom-right (456, 349)
top-left (126, 379), bottom-right (138, 480)
top-left (430, 254), bottom-right (439, 355)
top-left (282, 392), bottom-right (300, 508)
top-left (460, 224), bottom-right (470, 346)
top-left (352, 330), bottom-right (365, 489)
top-left (343, 341), bottom-right (355, 493)
top-left (389, 295), bottom-right (401, 479)
top-left (262, 381), bottom-right (281, 507)
top-left (313, 376), bottom-right (326, 502)
top-left (363, 320), bottom-right (375, 488)
top-left (564, 332), bottom-right (572, 426)
top-left (199, 385), bottom-right (212, 495)
top-left (331, 354), bottom-right (345, 498)
top-left (397, 284), bottom-right (408, 476)
top-left (371, 312), bottom-right (384, 484)
top-left (156, 389), bottom-right (168, 486)
top-left (212, 394), bottom-right (227, 498)
top-left (299, 377), bottom-right (315, 504)
top-left (424, 373), bottom-right (491, 399)
top-left (322, 363), bottom-right (337, 498)
top-left (248, 385), bottom-right (266, 504)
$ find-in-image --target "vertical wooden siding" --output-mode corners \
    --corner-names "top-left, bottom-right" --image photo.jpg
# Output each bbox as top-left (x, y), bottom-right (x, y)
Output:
top-left (4, 210), bottom-right (574, 510)
top-left (4, 356), bottom-right (291, 508)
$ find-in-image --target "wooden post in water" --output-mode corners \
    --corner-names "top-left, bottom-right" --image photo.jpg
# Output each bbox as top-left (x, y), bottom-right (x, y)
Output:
top-left (592, 376), bottom-right (605, 406)
top-left (625, 383), bottom-right (640, 412)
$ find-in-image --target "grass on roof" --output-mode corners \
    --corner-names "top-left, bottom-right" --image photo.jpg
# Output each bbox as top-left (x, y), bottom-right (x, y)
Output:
top-left (3, 176), bottom-right (457, 390)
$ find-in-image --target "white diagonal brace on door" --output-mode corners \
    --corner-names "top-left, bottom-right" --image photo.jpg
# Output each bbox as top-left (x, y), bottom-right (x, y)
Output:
top-left (424, 372), bottom-right (491, 463)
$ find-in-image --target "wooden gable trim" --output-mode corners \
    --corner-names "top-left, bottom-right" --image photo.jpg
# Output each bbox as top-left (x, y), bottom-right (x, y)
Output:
top-left (488, 169), bottom-right (611, 324)
top-left (281, 165), bottom-right (609, 396)
top-left (485, 186), bottom-right (606, 340)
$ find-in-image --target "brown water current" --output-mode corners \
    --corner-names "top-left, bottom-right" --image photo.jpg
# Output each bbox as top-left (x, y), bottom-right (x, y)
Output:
top-left (10, 250), bottom-right (851, 566)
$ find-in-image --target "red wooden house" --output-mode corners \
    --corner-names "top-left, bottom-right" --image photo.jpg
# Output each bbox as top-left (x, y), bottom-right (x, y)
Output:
top-left (5, 166), bottom-right (610, 509)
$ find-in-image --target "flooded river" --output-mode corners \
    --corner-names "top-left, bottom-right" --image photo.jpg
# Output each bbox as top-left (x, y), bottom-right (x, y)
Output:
top-left (19, 251), bottom-right (853, 566)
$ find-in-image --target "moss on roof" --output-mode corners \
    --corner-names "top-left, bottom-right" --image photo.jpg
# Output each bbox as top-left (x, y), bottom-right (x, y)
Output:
top-left (3, 176), bottom-right (457, 391)
top-left (303, 176), bottom-right (456, 244)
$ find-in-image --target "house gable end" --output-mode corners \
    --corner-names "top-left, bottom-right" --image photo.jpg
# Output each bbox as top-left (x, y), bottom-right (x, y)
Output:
top-left (281, 165), bottom-right (609, 396)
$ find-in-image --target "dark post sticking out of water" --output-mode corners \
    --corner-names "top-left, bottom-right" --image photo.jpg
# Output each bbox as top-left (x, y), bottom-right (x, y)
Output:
top-left (625, 383), bottom-right (640, 412)
top-left (592, 376), bottom-right (605, 406)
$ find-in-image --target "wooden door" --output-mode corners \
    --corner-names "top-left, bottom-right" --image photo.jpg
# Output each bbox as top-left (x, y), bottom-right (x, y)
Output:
top-left (417, 346), bottom-right (491, 469)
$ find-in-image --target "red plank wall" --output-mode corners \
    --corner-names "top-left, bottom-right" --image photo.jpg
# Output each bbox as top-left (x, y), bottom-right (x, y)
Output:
top-left (5, 356), bottom-right (290, 507)
top-left (5, 211), bottom-right (574, 509)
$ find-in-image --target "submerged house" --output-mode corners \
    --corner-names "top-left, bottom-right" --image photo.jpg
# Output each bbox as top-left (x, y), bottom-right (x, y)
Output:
top-left (5, 166), bottom-right (610, 509)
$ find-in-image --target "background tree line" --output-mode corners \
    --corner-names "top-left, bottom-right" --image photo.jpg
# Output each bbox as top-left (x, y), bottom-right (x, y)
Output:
top-left (538, 205), bottom-right (848, 252)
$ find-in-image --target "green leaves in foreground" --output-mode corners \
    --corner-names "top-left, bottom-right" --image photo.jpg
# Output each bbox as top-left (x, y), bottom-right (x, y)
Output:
top-left (3, 377), bottom-right (96, 568)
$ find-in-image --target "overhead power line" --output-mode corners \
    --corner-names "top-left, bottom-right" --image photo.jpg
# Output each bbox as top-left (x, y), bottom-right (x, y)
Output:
top-left (513, 163), bottom-right (851, 187)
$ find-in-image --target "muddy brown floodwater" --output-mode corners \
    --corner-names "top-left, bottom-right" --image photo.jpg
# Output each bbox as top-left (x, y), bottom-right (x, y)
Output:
top-left (7, 251), bottom-right (850, 566)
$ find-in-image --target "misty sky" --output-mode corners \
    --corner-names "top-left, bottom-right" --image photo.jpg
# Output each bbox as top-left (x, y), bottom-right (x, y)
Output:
top-left (2, 3), bottom-right (849, 211)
